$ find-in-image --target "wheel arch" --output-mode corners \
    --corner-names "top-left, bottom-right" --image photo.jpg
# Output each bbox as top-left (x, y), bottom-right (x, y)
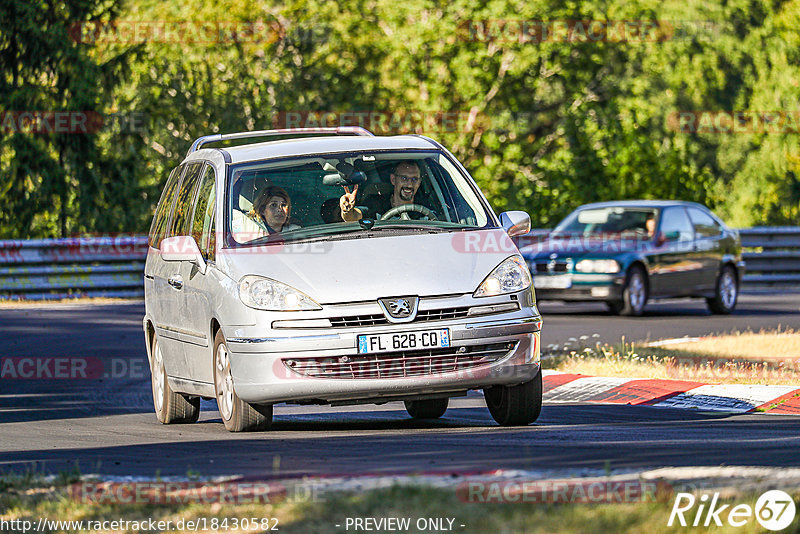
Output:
top-left (144, 319), bottom-right (156, 366)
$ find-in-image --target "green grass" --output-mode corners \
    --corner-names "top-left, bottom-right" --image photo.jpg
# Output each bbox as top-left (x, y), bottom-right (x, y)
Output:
top-left (546, 331), bottom-right (800, 385)
top-left (2, 473), bottom-right (798, 534)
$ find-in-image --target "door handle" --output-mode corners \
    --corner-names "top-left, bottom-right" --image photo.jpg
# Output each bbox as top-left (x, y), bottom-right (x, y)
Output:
top-left (167, 275), bottom-right (183, 290)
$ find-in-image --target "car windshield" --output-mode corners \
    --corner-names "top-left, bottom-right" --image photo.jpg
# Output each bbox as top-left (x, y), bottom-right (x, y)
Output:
top-left (226, 150), bottom-right (491, 246)
top-left (553, 207), bottom-right (659, 237)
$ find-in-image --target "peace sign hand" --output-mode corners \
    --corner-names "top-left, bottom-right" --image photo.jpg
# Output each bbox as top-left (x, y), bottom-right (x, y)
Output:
top-left (339, 184), bottom-right (359, 220)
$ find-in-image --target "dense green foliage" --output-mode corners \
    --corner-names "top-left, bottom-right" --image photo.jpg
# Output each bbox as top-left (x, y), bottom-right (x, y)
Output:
top-left (1, 0), bottom-right (798, 238)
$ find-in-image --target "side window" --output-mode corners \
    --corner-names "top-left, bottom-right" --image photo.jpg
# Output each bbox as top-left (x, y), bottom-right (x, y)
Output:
top-left (660, 207), bottom-right (694, 242)
top-left (149, 165), bottom-right (183, 248)
top-left (169, 162), bottom-right (203, 237)
top-left (191, 165), bottom-right (217, 260)
top-left (688, 207), bottom-right (722, 238)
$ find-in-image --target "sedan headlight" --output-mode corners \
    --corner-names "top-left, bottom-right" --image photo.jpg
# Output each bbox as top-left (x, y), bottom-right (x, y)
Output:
top-left (239, 275), bottom-right (322, 311)
top-left (474, 256), bottom-right (532, 297)
top-left (575, 259), bottom-right (620, 273)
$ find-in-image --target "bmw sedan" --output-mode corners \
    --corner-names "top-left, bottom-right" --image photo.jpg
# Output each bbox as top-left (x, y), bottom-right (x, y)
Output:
top-left (518, 201), bottom-right (744, 316)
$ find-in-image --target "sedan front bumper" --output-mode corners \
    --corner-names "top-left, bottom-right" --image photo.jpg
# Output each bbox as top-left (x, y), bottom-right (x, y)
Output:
top-left (533, 273), bottom-right (625, 301)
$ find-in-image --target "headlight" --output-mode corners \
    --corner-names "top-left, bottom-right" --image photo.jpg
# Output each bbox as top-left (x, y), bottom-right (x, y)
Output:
top-left (474, 256), bottom-right (532, 297)
top-left (575, 259), bottom-right (620, 273)
top-left (239, 275), bottom-right (322, 311)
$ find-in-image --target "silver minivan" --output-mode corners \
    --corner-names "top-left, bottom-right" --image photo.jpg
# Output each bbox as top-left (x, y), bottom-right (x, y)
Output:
top-left (143, 127), bottom-right (543, 431)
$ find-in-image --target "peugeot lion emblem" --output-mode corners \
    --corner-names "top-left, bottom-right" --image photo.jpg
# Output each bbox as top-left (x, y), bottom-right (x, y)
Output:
top-left (388, 298), bottom-right (411, 316)
top-left (379, 296), bottom-right (418, 322)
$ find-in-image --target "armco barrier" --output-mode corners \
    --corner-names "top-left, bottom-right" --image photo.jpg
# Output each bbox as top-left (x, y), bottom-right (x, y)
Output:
top-left (739, 227), bottom-right (800, 288)
top-left (0, 236), bottom-right (148, 300)
top-left (0, 228), bottom-right (797, 300)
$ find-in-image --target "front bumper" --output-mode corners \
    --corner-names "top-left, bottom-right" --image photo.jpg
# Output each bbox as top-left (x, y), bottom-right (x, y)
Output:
top-left (533, 273), bottom-right (624, 301)
top-left (223, 311), bottom-right (541, 405)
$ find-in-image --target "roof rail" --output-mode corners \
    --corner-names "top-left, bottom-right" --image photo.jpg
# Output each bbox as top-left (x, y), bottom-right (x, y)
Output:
top-left (187, 127), bottom-right (375, 155)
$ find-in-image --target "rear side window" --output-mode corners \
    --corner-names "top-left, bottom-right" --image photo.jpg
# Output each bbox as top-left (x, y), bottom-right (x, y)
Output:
top-left (190, 165), bottom-right (217, 260)
top-left (687, 207), bottom-right (722, 238)
top-left (148, 165), bottom-right (183, 248)
top-left (169, 162), bottom-right (204, 237)
top-left (660, 207), bottom-right (694, 242)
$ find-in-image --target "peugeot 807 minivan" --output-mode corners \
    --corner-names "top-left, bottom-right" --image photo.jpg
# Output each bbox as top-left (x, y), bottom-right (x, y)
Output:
top-left (143, 127), bottom-right (542, 432)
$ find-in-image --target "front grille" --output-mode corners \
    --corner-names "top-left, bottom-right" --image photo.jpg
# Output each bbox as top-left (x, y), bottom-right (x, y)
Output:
top-left (328, 307), bottom-right (471, 328)
top-left (417, 307), bottom-right (471, 321)
top-left (282, 342), bottom-right (516, 379)
top-left (534, 261), bottom-right (569, 273)
top-left (329, 314), bottom-right (386, 328)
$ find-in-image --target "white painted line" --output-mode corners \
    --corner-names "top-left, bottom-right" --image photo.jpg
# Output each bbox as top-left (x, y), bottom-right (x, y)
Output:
top-left (544, 377), bottom-right (632, 403)
top-left (646, 337), bottom-right (703, 347)
top-left (653, 384), bottom-right (800, 412)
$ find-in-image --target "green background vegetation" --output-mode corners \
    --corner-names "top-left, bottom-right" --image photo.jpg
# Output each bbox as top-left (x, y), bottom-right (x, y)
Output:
top-left (1, 0), bottom-right (799, 238)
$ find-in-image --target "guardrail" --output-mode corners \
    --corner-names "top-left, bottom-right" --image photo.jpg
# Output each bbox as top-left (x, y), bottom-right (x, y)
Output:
top-left (739, 227), bottom-right (800, 288)
top-left (0, 228), bottom-right (798, 300)
top-left (0, 236), bottom-right (148, 300)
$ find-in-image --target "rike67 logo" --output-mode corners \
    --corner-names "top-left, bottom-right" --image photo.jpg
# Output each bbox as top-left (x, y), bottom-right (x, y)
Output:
top-left (668, 490), bottom-right (796, 531)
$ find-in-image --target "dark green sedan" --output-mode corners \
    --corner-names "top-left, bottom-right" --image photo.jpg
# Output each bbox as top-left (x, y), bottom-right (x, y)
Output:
top-left (519, 201), bottom-right (745, 316)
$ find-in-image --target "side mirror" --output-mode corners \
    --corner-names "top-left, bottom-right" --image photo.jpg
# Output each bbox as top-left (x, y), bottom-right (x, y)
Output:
top-left (160, 235), bottom-right (207, 274)
top-left (499, 211), bottom-right (531, 238)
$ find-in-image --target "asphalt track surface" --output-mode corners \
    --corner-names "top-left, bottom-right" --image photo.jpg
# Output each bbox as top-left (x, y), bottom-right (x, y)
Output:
top-left (1, 294), bottom-right (799, 479)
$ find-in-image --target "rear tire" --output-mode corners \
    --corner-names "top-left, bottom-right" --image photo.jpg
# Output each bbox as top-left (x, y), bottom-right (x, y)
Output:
top-left (404, 398), bottom-right (449, 419)
top-left (707, 265), bottom-right (738, 314)
top-left (611, 265), bottom-right (648, 316)
top-left (150, 335), bottom-right (200, 424)
top-left (213, 330), bottom-right (272, 432)
top-left (484, 370), bottom-right (543, 426)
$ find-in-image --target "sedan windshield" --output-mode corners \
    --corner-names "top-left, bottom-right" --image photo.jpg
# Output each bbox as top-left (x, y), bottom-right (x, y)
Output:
top-left (227, 150), bottom-right (491, 246)
top-left (553, 207), bottom-right (659, 237)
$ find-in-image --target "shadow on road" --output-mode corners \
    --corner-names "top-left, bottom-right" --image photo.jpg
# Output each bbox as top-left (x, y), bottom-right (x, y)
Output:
top-left (4, 405), bottom-right (798, 479)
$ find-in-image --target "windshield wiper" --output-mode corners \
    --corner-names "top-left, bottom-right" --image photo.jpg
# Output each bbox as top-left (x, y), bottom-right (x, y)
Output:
top-left (369, 224), bottom-right (448, 232)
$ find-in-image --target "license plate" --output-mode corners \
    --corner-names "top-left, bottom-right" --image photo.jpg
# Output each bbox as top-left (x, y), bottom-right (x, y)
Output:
top-left (533, 274), bottom-right (572, 289)
top-left (358, 329), bottom-right (450, 354)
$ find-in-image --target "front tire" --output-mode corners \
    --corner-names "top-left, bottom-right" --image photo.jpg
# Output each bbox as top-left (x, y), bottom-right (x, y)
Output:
top-left (610, 265), bottom-right (648, 316)
top-left (484, 370), bottom-right (543, 426)
top-left (404, 398), bottom-right (449, 419)
top-left (213, 330), bottom-right (272, 432)
top-left (150, 335), bottom-right (200, 424)
top-left (707, 265), bottom-right (738, 314)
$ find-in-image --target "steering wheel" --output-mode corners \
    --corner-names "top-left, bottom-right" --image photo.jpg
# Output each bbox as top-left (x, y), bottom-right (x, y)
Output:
top-left (379, 203), bottom-right (438, 221)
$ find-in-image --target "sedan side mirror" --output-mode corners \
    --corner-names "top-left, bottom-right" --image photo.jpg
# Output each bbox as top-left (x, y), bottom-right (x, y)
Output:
top-left (499, 211), bottom-right (531, 237)
top-left (160, 235), bottom-right (207, 274)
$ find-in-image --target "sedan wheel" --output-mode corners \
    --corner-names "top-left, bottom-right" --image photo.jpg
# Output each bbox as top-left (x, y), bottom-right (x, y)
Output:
top-left (707, 265), bottom-right (738, 314)
top-left (405, 398), bottom-right (449, 419)
top-left (484, 370), bottom-right (543, 426)
top-left (150, 335), bottom-right (199, 424)
top-left (610, 266), bottom-right (648, 316)
top-left (213, 330), bottom-right (272, 432)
